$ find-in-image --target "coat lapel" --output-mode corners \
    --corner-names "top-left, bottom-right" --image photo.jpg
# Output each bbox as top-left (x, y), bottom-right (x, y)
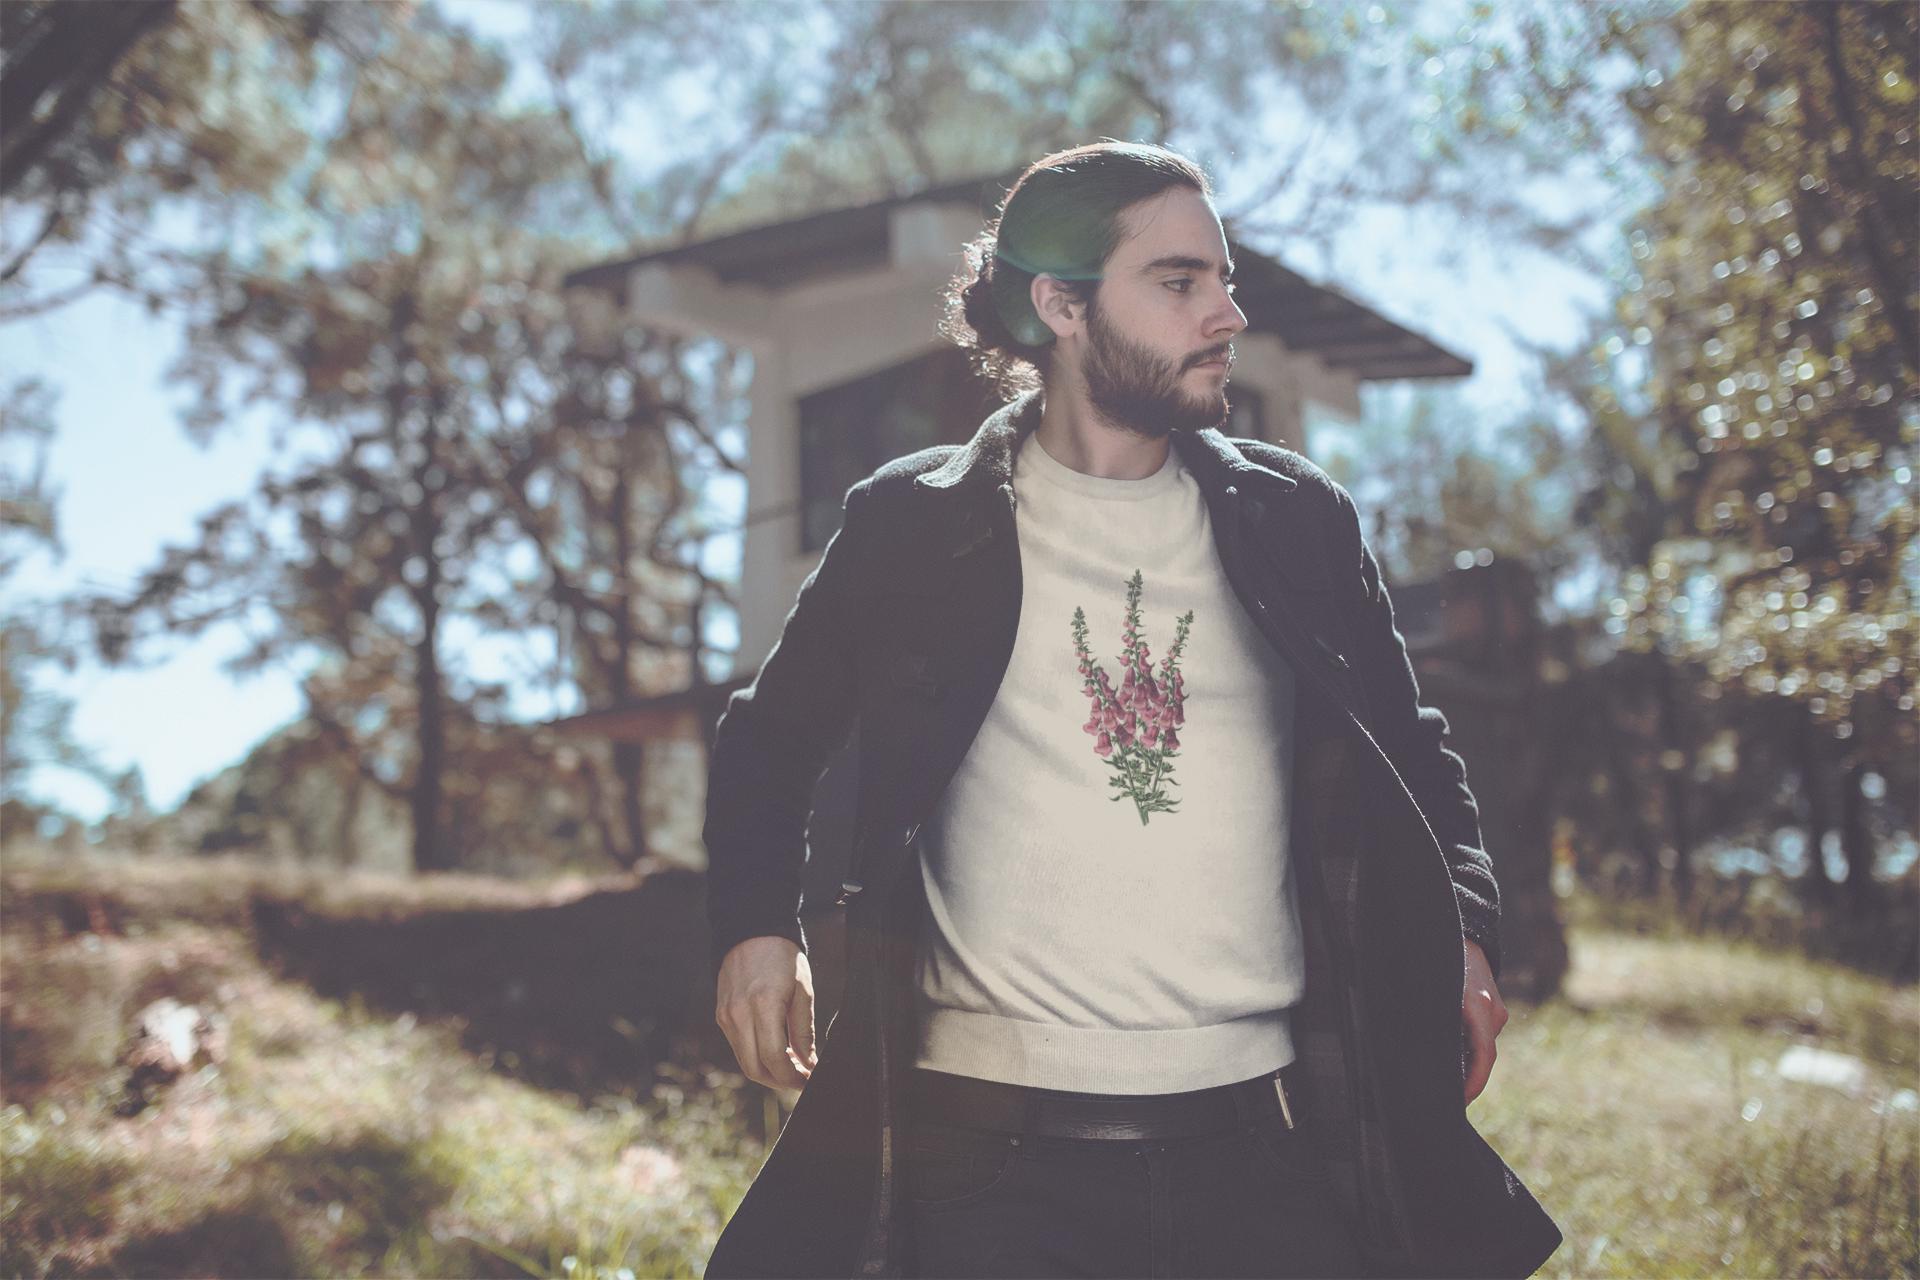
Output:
top-left (911, 387), bottom-right (1370, 733)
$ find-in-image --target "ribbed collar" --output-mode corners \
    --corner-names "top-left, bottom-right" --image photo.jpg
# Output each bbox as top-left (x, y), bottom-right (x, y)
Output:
top-left (1014, 429), bottom-right (1186, 503)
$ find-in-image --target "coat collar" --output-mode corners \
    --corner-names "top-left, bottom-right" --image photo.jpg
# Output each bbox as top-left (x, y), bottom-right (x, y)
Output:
top-left (911, 387), bottom-right (1301, 503)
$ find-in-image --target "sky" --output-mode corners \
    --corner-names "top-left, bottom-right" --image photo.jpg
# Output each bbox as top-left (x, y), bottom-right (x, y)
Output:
top-left (4, 1), bottom-right (1621, 827)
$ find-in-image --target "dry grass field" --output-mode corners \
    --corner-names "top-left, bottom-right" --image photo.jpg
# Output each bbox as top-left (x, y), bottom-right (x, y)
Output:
top-left (2, 850), bottom-right (1914, 1278)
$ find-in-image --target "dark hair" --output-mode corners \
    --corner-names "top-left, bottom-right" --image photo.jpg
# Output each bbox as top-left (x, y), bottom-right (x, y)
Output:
top-left (939, 140), bottom-right (1215, 399)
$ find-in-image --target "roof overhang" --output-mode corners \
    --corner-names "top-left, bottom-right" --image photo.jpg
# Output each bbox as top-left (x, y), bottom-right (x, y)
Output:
top-left (565, 170), bottom-right (1471, 381)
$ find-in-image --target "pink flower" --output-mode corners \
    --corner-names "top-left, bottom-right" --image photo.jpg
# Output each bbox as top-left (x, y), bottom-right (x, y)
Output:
top-left (1082, 710), bottom-right (1101, 734)
top-left (1162, 728), bottom-right (1180, 751)
top-left (1094, 731), bottom-right (1113, 757)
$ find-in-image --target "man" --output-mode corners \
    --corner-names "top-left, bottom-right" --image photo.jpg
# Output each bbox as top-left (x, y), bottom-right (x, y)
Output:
top-left (703, 141), bottom-right (1563, 1279)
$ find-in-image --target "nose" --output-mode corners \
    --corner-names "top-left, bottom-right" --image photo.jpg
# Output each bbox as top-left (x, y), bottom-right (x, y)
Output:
top-left (1194, 293), bottom-right (1245, 367)
top-left (1210, 282), bottom-right (1247, 341)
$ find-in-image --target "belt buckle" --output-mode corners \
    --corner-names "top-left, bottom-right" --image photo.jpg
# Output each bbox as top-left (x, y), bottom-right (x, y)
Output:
top-left (1271, 1069), bottom-right (1295, 1130)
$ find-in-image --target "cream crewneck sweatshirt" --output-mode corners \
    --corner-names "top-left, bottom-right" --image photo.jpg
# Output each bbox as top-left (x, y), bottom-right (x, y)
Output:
top-left (911, 430), bottom-right (1306, 1094)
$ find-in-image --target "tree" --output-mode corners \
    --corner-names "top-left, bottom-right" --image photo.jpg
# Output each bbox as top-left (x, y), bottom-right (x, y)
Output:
top-left (1604, 0), bottom-right (1916, 910)
top-left (561, 0), bottom-right (1672, 277)
top-left (79, 6), bottom-right (591, 872)
top-left (0, 0), bottom-right (359, 318)
top-left (76, 3), bottom-right (754, 873)
top-left (0, 377), bottom-right (108, 839)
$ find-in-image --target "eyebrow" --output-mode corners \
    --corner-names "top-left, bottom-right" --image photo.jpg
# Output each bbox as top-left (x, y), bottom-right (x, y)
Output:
top-left (1137, 253), bottom-right (1236, 278)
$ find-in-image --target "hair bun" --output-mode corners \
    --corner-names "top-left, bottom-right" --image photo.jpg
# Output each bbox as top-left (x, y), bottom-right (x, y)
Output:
top-left (961, 273), bottom-right (1009, 346)
top-left (938, 230), bottom-right (1046, 397)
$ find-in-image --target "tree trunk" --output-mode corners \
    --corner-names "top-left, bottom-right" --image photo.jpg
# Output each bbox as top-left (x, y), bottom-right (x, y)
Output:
top-left (611, 461), bottom-right (648, 867)
top-left (399, 279), bottom-right (449, 875)
top-left (338, 772), bottom-right (364, 867)
top-left (614, 739), bottom-right (647, 868)
top-left (1795, 699), bottom-right (1840, 903)
top-left (1841, 756), bottom-right (1878, 917)
top-left (1652, 651), bottom-right (1697, 909)
top-left (1599, 666), bottom-right (1662, 897)
top-left (412, 590), bottom-right (448, 873)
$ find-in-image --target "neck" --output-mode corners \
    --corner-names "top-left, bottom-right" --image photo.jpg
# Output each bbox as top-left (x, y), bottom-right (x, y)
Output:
top-left (1033, 370), bottom-right (1172, 480)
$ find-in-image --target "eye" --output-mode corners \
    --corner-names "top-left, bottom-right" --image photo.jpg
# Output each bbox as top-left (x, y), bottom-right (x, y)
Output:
top-left (1165, 278), bottom-right (1237, 296)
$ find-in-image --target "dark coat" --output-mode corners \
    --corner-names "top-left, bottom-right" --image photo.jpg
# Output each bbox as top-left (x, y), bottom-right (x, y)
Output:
top-left (702, 389), bottom-right (1564, 1279)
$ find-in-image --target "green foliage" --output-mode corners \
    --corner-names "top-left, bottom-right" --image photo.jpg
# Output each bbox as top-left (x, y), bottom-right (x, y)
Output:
top-left (1327, 383), bottom-right (1586, 586)
top-left (55, 4), bottom-right (720, 873)
top-left (0, 378), bottom-right (111, 827)
top-left (1607, 1), bottom-right (1915, 752)
top-left (0, 0), bottom-right (350, 318)
top-left (8, 0), bottom-right (1725, 873)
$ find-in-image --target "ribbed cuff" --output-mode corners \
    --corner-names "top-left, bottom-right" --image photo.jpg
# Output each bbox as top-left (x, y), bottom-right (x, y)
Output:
top-left (1458, 900), bottom-right (1502, 983)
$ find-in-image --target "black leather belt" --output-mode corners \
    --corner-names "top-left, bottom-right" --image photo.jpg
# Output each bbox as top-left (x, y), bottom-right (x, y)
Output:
top-left (909, 1058), bottom-right (1303, 1141)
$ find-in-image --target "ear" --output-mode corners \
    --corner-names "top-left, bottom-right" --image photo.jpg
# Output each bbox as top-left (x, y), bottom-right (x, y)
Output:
top-left (1030, 272), bottom-right (1082, 342)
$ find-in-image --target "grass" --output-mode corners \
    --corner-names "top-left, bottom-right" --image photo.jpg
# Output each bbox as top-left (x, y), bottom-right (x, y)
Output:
top-left (1, 904), bottom-right (759, 1278)
top-left (1477, 929), bottom-right (1918, 1278)
top-left (1, 852), bottom-right (1913, 1278)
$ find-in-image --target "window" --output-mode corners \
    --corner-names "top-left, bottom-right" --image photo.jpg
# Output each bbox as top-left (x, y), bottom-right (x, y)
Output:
top-left (796, 350), bottom-right (1000, 552)
top-left (1225, 385), bottom-right (1267, 442)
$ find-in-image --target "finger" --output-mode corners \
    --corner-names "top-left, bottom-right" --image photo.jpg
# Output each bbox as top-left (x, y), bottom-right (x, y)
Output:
top-left (754, 995), bottom-right (810, 1090)
top-left (789, 983), bottom-right (818, 1073)
top-left (723, 1001), bottom-right (765, 1088)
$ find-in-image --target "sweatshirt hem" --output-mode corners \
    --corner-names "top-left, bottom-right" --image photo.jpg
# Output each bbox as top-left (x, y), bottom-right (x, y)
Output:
top-left (912, 1004), bottom-right (1297, 1094)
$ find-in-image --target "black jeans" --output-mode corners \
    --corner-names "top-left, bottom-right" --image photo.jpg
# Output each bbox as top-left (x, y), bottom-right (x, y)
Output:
top-left (904, 1070), bottom-right (1367, 1279)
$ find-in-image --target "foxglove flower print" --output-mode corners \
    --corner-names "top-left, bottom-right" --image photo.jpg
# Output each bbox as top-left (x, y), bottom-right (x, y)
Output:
top-left (1070, 570), bottom-right (1194, 825)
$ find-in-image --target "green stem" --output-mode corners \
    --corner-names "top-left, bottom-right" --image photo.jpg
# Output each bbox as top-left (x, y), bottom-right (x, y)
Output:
top-left (1144, 749), bottom-right (1165, 797)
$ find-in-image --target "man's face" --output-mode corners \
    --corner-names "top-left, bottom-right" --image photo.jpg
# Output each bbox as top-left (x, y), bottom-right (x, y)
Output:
top-left (1072, 187), bottom-right (1248, 440)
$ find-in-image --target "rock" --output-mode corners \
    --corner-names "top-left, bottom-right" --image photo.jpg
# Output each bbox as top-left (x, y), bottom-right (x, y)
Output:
top-left (114, 997), bottom-right (229, 1115)
top-left (1773, 1044), bottom-right (1869, 1094)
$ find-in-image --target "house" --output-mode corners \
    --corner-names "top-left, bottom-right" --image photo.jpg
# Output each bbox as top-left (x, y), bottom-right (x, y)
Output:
top-left (556, 172), bottom-right (1494, 946)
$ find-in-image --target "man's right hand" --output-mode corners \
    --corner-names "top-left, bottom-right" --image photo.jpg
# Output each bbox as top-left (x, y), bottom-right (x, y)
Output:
top-left (715, 935), bottom-right (818, 1091)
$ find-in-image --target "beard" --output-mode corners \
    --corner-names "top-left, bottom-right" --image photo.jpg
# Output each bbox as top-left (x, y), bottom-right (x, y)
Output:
top-left (1079, 299), bottom-right (1232, 440)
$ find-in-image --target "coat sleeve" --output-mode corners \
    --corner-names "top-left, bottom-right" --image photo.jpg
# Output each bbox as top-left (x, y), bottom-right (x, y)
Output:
top-left (1334, 485), bottom-right (1504, 981)
top-left (702, 478), bottom-right (871, 986)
